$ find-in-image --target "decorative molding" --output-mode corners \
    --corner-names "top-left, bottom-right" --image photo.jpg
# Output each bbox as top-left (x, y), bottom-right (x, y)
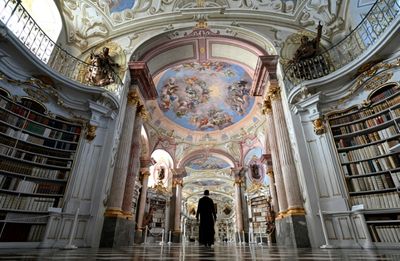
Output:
top-left (128, 61), bottom-right (157, 100)
top-left (251, 55), bottom-right (279, 96)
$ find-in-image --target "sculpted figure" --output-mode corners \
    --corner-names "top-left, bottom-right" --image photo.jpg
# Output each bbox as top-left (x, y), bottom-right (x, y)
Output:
top-left (291, 22), bottom-right (323, 63)
top-left (85, 47), bottom-right (119, 86)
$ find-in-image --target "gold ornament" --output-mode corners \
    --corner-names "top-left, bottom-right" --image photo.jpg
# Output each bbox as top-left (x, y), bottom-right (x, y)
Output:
top-left (312, 118), bottom-right (325, 135)
top-left (262, 98), bottom-right (272, 115)
top-left (85, 124), bottom-right (97, 141)
top-left (127, 90), bottom-right (140, 106)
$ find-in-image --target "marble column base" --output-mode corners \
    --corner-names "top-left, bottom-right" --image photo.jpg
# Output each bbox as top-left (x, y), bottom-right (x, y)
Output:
top-left (99, 216), bottom-right (135, 248)
top-left (276, 215), bottom-right (310, 248)
top-left (134, 229), bottom-right (144, 244)
top-left (172, 231), bottom-right (181, 243)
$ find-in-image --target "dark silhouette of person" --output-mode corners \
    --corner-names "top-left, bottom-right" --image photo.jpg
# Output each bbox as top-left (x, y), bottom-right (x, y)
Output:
top-left (196, 190), bottom-right (217, 247)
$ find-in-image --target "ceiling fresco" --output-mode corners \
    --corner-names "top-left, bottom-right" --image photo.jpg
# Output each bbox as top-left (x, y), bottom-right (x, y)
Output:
top-left (191, 180), bottom-right (225, 187)
top-left (109, 0), bottom-right (136, 13)
top-left (186, 155), bottom-right (231, 170)
top-left (156, 61), bottom-right (254, 131)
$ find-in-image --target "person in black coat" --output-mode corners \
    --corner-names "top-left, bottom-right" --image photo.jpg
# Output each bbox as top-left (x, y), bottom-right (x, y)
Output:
top-left (196, 190), bottom-right (217, 246)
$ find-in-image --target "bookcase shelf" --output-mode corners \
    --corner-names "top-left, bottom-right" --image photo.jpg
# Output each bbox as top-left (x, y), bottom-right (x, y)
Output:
top-left (327, 83), bottom-right (400, 247)
top-left (250, 195), bottom-right (269, 234)
top-left (149, 197), bottom-right (166, 231)
top-left (0, 91), bottom-right (82, 243)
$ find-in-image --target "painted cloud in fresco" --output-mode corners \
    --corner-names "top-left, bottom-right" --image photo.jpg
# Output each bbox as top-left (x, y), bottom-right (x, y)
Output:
top-left (156, 62), bottom-right (254, 131)
top-left (187, 156), bottom-right (231, 170)
top-left (107, 0), bottom-right (135, 13)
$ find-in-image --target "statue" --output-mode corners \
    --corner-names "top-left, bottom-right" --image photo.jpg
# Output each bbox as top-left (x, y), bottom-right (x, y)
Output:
top-left (85, 47), bottom-right (119, 86)
top-left (291, 22), bottom-right (323, 64)
top-left (158, 167), bottom-right (165, 181)
top-left (289, 22), bottom-right (329, 80)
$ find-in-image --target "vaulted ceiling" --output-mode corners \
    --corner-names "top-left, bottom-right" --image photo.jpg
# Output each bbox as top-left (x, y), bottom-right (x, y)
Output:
top-left (54, 0), bottom-right (375, 203)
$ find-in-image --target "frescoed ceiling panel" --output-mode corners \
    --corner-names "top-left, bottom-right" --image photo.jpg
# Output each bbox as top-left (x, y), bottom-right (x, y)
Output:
top-left (155, 61), bottom-right (254, 131)
top-left (185, 155), bottom-right (231, 170)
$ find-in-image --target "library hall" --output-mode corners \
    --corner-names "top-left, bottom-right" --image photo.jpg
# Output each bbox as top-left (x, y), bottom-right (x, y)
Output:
top-left (0, 0), bottom-right (400, 260)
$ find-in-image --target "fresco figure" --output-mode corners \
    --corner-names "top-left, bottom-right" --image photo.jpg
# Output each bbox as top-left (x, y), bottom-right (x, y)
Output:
top-left (196, 190), bottom-right (217, 247)
top-left (156, 62), bottom-right (254, 131)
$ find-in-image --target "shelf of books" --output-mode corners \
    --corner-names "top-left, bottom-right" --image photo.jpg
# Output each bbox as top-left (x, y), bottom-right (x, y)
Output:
top-left (250, 195), bottom-right (269, 234)
top-left (327, 83), bottom-right (400, 245)
top-left (0, 91), bottom-right (82, 242)
top-left (148, 197), bottom-right (166, 239)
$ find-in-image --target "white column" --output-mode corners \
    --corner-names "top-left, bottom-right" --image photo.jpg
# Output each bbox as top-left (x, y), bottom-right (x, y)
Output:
top-left (263, 97), bottom-right (288, 216)
top-left (105, 88), bottom-right (139, 217)
top-left (268, 81), bottom-right (305, 215)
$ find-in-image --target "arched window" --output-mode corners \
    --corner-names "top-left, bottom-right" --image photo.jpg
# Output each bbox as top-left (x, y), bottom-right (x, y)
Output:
top-left (1, 0), bottom-right (62, 63)
top-left (21, 0), bottom-right (62, 42)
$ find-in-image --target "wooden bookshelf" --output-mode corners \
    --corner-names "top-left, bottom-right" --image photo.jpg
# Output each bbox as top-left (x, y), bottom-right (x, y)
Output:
top-left (327, 83), bottom-right (400, 245)
top-left (250, 195), bottom-right (269, 234)
top-left (0, 91), bottom-right (82, 242)
top-left (149, 197), bottom-right (166, 231)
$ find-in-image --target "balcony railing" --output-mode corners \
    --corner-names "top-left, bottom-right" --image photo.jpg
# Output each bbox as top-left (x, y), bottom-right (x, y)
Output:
top-left (0, 0), bottom-right (123, 99)
top-left (283, 0), bottom-right (400, 93)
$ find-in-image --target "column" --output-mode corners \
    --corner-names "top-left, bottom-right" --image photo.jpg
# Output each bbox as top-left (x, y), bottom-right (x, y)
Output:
top-left (231, 168), bottom-right (244, 236)
top-left (121, 104), bottom-right (148, 218)
top-left (105, 88), bottom-right (139, 216)
top-left (263, 98), bottom-right (288, 216)
top-left (266, 169), bottom-right (279, 214)
top-left (136, 165), bottom-right (151, 231)
top-left (173, 178), bottom-right (183, 232)
top-left (268, 81), bottom-right (304, 214)
top-left (267, 80), bottom-right (310, 248)
top-left (100, 88), bottom-right (140, 248)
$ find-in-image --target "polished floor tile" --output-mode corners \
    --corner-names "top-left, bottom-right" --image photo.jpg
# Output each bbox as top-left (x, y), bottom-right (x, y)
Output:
top-left (0, 243), bottom-right (400, 260)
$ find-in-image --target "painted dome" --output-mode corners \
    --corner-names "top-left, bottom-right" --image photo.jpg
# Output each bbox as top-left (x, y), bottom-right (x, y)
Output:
top-left (156, 61), bottom-right (254, 131)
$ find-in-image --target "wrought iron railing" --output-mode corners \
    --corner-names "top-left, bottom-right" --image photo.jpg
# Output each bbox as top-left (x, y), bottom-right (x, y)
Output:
top-left (0, 0), bottom-right (123, 99)
top-left (283, 0), bottom-right (400, 92)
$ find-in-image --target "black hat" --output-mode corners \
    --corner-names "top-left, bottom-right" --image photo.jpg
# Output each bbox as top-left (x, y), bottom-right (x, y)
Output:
top-left (204, 190), bottom-right (209, 195)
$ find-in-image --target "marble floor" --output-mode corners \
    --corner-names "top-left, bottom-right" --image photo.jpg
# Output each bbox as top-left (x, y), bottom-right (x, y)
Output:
top-left (0, 243), bottom-right (400, 260)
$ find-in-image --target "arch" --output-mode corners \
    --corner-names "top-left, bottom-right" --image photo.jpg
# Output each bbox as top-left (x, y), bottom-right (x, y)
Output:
top-left (177, 148), bottom-right (237, 169)
top-left (149, 149), bottom-right (174, 188)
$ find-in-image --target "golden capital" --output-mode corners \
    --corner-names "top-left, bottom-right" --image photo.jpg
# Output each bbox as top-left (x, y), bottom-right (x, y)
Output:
top-left (137, 103), bottom-right (149, 121)
top-left (85, 124), bottom-right (97, 141)
top-left (262, 97), bottom-right (272, 115)
top-left (172, 179), bottom-right (183, 187)
top-left (312, 118), bottom-right (325, 135)
top-left (127, 90), bottom-right (140, 106)
top-left (267, 84), bottom-right (281, 101)
top-left (234, 177), bottom-right (244, 185)
top-left (141, 171), bottom-right (150, 178)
